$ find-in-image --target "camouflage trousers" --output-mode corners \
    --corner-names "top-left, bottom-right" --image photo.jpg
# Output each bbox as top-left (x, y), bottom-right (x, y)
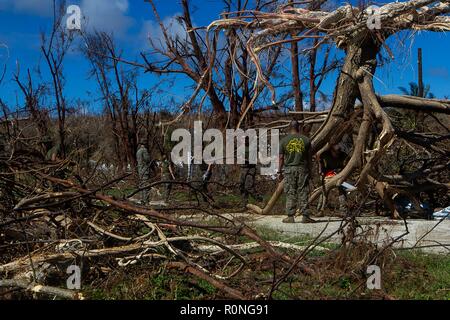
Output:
top-left (284, 166), bottom-right (311, 217)
top-left (138, 167), bottom-right (151, 204)
top-left (162, 172), bottom-right (173, 201)
top-left (239, 166), bottom-right (260, 202)
top-left (317, 176), bottom-right (347, 212)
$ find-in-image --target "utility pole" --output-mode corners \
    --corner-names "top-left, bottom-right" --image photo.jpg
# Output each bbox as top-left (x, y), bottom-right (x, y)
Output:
top-left (289, 0), bottom-right (304, 115)
top-left (417, 48), bottom-right (425, 130)
top-left (418, 48), bottom-right (424, 98)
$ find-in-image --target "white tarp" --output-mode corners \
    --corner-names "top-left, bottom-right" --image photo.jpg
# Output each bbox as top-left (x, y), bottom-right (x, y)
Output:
top-left (433, 206), bottom-right (450, 220)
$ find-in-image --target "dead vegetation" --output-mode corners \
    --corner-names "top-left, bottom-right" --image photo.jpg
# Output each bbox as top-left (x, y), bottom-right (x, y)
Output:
top-left (0, 0), bottom-right (449, 300)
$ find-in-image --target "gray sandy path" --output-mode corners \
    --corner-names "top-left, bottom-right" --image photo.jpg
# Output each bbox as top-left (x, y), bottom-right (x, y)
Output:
top-left (242, 215), bottom-right (450, 254)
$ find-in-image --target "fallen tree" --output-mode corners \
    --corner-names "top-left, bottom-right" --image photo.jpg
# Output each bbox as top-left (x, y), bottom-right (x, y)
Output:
top-left (206, 0), bottom-right (450, 217)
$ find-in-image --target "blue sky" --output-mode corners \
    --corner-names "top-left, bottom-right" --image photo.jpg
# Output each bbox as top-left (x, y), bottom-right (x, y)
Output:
top-left (0, 0), bottom-right (449, 113)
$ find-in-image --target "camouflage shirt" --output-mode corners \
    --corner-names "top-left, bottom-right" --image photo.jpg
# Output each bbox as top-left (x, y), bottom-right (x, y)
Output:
top-left (136, 146), bottom-right (151, 175)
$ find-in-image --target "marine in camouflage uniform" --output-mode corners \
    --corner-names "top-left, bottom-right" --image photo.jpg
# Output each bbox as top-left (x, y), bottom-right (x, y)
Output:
top-left (162, 127), bottom-right (176, 202)
top-left (161, 156), bottom-right (174, 202)
top-left (239, 165), bottom-right (260, 205)
top-left (136, 143), bottom-right (152, 204)
top-left (317, 144), bottom-right (348, 214)
top-left (278, 121), bottom-right (315, 224)
top-left (239, 140), bottom-right (262, 206)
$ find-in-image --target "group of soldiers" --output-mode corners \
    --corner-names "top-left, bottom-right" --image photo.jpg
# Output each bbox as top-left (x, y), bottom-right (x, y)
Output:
top-left (136, 141), bottom-right (212, 205)
top-left (136, 121), bottom-right (350, 224)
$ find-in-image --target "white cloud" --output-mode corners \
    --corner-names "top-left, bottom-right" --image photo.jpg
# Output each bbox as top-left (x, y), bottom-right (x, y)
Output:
top-left (0, 0), bottom-right (53, 16)
top-left (140, 14), bottom-right (188, 51)
top-left (114, 0), bottom-right (128, 12)
top-left (80, 0), bottom-right (134, 37)
top-left (0, 0), bottom-right (134, 36)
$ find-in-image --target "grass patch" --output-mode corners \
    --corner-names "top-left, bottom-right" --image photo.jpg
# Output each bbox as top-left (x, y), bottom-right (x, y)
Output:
top-left (254, 225), bottom-right (338, 251)
top-left (82, 247), bottom-right (449, 300)
top-left (85, 265), bottom-right (218, 300)
top-left (252, 226), bottom-right (450, 300)
top-left (384, 250), bottom-right (450, 299)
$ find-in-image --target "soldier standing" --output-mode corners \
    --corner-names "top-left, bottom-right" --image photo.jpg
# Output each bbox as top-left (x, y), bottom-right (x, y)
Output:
top-left (317, 144), bottom-right (349, 215)
top-left (161, 154), bottom-right (175, 202)
top-left (278, 121), bottom-right (315, 224)
top-left (136, 143), bottom-right (152, 204)
top-left (239, 138), bottom-right (263, 206)
top-left (162, 126), bottom-right (176, 202)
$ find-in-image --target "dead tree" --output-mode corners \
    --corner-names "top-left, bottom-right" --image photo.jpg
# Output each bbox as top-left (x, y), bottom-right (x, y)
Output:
top-left (40, 0), bottom-right (74, 159)
top-left (289, 0), bottom-right (330, 114)
top-left (83, 32), bottom-right (150, 173)
top-left (13, 67), bottom-right (50, 147)
top-left (142, 0), bottom-right (285, 129)
top-left (288, 0), bottom-right (304, 114)
top-left (208, 0), bottom-right (450, 216)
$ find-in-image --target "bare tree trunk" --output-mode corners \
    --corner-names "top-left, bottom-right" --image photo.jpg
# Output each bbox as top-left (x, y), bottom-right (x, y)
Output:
top-left (417, 48), bottom-right (425, 130)
top-left (418, 48), bottom-right (424, 98)
top-left (291, 41), bottom-right (304, 113)
top-left (289, 1), bottom-right (303, 114)
top-left (309, 39), bottom-right (318, 112)
top-left (312, 38), bottom-right (380, 152)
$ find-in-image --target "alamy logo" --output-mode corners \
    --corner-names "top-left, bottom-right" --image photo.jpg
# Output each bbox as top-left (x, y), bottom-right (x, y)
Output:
top-left (366, 6), bottom-right (381, 30)
top-left (366, 265), bottom-right (381, 290)
top-left (66, 265), bottom-right (81, 290)
top-left (170, 121), bottom-right (279, 175)
top-left (66, 5), bottom-right (82, 31)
